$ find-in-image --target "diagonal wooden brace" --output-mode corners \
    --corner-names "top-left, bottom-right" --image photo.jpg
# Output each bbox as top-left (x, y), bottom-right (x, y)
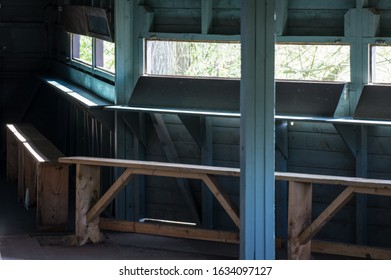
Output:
top-left (298, 186), bottom-right (356, 245)
top-left (201, 174), bottom-right (240, 228)
top-left (87, 168), bottom-right (134, 223)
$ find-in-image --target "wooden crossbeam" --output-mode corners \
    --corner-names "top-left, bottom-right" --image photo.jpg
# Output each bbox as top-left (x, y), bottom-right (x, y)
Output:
top-left (312, 240), bottom-right (391, 260)
top-left (354, 187), bottom-right (391, 196)
top-left (99, 218), bottom-right (240, 244)
top-left (86, 168), bottom-right (134, 223)
top-left (298, 186), bottom-right (356, 245)
top-left (119, 168), bottom-right (204, 180)
top-left (201, 174), bottom-right (240, 228)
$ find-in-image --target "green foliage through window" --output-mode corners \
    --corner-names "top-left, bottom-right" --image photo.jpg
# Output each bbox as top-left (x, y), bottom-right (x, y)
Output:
top-left (275, 44), bottom-right (351, 82)
top-left (146, 40), bottom-right (241, 78)
top-left (102, 41), bottom-right (115, 73)
top-left (372, 45), bottom-right (391, 83)
top-left (72, 34), bottom-right (115, 74)
top-left (73, 35), bottom-right (92, 64)
top-left (146, 40), bottom-right (351, 82)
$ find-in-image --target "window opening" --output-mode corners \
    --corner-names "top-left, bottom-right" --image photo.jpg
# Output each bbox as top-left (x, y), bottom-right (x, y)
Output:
top-left (145, 40), bottom-right (241, 78)
top-left (96, 39), bottom-right (115, 73)
top-left (72, 34), bottom-right (93, 65)
top-left (275, 44), bottom-right (351, 82)
top-left (71, 33), bottom-right (115, 74)
top-left (371, 45), bottom-right (391, 84)
top-left (145, 40), bottom-right (351, 82)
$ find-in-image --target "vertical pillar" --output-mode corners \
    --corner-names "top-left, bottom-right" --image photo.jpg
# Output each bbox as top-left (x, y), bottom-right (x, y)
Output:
top-left (201, 117), bottom-right (213, 228)
top-left (345, 1), bottom-right (376, 244)
top-left (114, 0), bottom-right (137, 220)
top-left (240, 0), bottom-right (275, 259)
top-left (356, 125), bottom-right (368, 244)
top-left (275, 120), bottom-right (288, 242)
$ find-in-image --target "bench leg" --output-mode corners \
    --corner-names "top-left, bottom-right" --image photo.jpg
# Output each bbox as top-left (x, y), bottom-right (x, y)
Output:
top-left (288, 181), bottom-right (312, 260)
top-left (75, 164), bottom-right (102, 245)
top-left (37, 164), bottom-right (69, 231)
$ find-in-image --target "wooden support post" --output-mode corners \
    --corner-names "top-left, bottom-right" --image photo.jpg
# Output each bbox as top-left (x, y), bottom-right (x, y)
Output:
top-left (201, 116), bottom-right (214, 228)
top-left (75, 164), bottom-right (102, 245)
top-left (356, 125), bottom-right (368, 244)
top-left (36, 164), bottom-right (69, 231)
top-left (240, 0), bottom-right (275, 259)
top-left (115, 0), bottom-right (139, 221)
top-left (287, 181), bottom-right (312, 260)
top-left (275, 120), bottom-right (288, 240)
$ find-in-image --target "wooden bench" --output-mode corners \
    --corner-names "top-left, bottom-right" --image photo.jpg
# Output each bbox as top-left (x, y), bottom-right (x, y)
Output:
top-left (57, 156), bottom-right (391, 259)
top-left (6, 124), bottom-right (69, 231)
top-left (275, 172), bottom-right (391, 260)
top-left (58, 156), bottom-right (240, 245)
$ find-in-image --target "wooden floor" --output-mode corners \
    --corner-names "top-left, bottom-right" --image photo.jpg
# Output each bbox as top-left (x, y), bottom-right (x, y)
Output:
top-left (0, 161), bottom-right (239, 260)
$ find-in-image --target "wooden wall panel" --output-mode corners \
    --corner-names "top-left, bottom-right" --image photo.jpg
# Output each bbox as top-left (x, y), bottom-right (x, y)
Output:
top-left (0, 26), bottom-right (47, 54)
top-left (367, 225), bottom-right (391, 247)
top-left (144, 114), bottom-right (240, 228)
top-left (214, 0), bottom-right (241, 9)
top-left (143, 0), bottom-right (241, 34)
top-left (0, 1), bottom-right (46, 22)
top-left (288, 0), bottom-right (355, 9)
top-left (288, 149), bottom-right (355, 171)
top-left (286, 9), bottom-right (347, 36)
top-left (370, 0), bottom-right (391, 9)
top-left (151, 8), bottom-right (201, 33)
top-left (289, 131), bottom-right (349, 152)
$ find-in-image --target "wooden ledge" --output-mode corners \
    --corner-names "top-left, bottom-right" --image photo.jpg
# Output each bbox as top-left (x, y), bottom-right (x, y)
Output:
top-left (40, 76), bottom-right (112, 108)
top-left (59, 156), bottom-right (240, 177)
top-left (275, 171), bottom-right (391, 189)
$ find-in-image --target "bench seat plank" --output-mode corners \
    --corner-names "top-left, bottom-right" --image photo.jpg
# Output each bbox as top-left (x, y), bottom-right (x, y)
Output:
top-left (59, 156), bottom-right (240, 177)
top-left (276, 171), bottom-right (391, 189)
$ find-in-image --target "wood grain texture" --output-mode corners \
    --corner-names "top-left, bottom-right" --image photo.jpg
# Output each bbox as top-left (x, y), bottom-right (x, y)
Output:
top-left (59, 156), bottom-right (240, 177)
top-left (99, 218), bottom-right (240, 244)
top-left (287, 181), bottom-right (312, 260)
top-left (36, 164), bottom-right (69, 231)
top-left (298, 186), bottom-right (356, 245)
top-left (76, 164), bottom-right (102, 245)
